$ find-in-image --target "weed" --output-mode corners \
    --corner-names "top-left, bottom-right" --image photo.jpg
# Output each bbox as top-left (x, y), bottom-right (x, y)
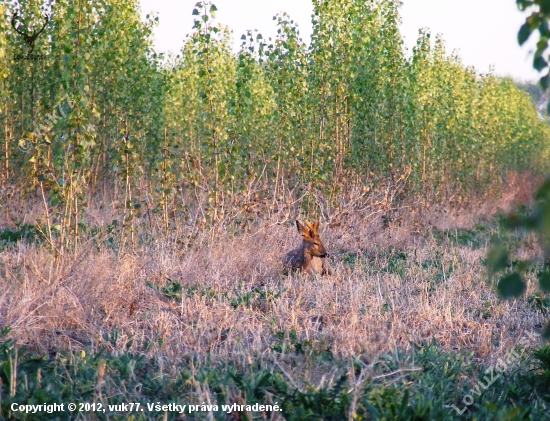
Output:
top-left (528, 293), bottom-right (550, 314)
top-left (433, 224), bottom-right (491, 249)
top-left (0, 224), bottom-right (41, 247)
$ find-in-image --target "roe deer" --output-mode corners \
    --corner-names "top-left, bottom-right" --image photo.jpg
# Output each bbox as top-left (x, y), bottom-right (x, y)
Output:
top-left (283, 220), bottom-right (333, 275)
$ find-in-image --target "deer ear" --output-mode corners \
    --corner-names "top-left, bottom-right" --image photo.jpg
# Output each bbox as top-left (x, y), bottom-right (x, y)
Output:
top-left (313, 220), bottom-right (320, 231)
top-left (297, 220), bottom-right (311, 238)
top-left (304, 221), bottom-right (315, 237)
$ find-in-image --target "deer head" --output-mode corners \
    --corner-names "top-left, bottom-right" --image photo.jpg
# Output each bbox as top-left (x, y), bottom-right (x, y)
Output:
top-left (296, 220), bottom-right (328, 258)
top-left (11, 12), bottom-right (50, 54)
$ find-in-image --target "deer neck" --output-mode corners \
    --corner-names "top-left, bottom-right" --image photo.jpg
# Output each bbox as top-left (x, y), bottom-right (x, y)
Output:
top-left (302, 247), bottom-right (314, 263)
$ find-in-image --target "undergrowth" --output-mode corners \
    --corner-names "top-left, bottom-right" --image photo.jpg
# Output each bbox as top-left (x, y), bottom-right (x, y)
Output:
top-left (1, 207), bottom-right (550, 419)
top-left (1, 330), bottom-right (549, 420)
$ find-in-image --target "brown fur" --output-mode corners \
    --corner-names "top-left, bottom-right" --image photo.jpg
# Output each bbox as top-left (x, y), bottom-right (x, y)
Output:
top-left (283, 220), bottom-right (333, 275)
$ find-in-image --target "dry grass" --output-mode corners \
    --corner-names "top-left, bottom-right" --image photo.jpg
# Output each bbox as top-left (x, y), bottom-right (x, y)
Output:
top-left (0, 172), bottom-right (546, 369)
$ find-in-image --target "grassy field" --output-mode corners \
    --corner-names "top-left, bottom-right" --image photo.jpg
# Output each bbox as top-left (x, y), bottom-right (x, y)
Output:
top-left (1, 173), bottom-right (550, 420)
top-left (3, 0), bottom-right (550, 418)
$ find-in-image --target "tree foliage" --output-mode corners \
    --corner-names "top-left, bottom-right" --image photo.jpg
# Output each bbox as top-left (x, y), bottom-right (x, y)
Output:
top-left (0, 0), bottom-right (549, 246)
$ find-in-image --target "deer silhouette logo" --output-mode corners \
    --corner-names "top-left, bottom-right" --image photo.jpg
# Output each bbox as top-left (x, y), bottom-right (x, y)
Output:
top-left (11, 12), bottom-right (50, 54)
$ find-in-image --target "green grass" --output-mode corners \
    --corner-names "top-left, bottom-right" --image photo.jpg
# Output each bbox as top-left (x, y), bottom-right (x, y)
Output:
top-left (0, 224), bottom-right (41, 247)
top-left (146, 278), bottom-right (286, 311)
top-left (432, 223), bottom-right (493, 250)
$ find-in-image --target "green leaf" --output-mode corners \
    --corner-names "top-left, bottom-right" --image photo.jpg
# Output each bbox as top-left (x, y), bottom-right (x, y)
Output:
top-left (541, 0), bottom-right (550, 15)
top-left (541, 74), bottom-right (550, 91)
top-left (497, 272), bottom-right (526, 299)
top-left (517, 1), bottom-right (533, 12)
top-left (519, 22), bottom-right (533, 45)
top-left (19, 138), bottom-right (31, 149)
top-left (534, 56), bottom-right (548, 71)
top-left (487, 246), bottom-right (509, 274)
